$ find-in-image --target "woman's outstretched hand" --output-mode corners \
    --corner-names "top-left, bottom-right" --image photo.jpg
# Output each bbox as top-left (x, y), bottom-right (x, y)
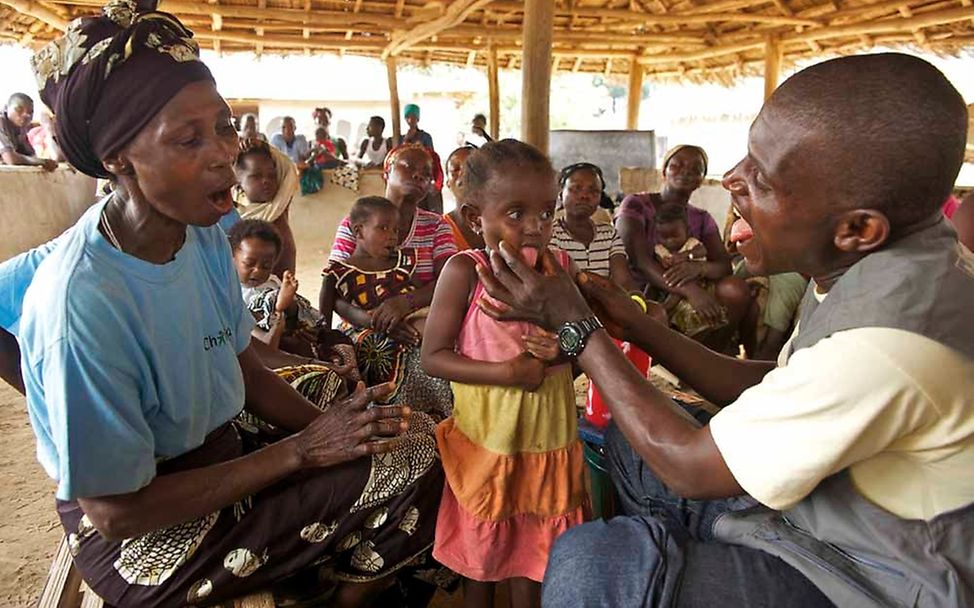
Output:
top-left (475, 241), bottom-right (592, 329)
top-left (292, 381), bottom-right (407, 468)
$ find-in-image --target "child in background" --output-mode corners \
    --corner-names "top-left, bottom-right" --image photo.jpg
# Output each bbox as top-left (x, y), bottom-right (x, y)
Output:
top-left (321, 196), bottom-right (453, 420)
top-left (654, 202), bottom-right (728, 336)
top-left (227, 219), bottom-right (359, 380)
top-left (232, 140), bottom-right (298, 275)
top-left (422, 140), bottom-right (588, 608)
top-left (442, 145), bottom-right (483, 251)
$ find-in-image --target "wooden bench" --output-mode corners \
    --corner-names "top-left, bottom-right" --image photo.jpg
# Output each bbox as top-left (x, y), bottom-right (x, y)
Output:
top-left (40, 535), bottom-right (276, 608)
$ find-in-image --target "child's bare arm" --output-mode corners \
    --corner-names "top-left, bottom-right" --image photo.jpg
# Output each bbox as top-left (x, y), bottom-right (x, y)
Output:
top-left (318, 274), bottom-right (339, 327)
top-left (421, 255), bottom-right (543, 389)
top-left (333, 298), bottom-right (373, 329)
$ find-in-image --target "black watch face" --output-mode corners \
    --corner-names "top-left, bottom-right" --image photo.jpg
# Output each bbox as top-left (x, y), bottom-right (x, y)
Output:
top-left (558, 325), bottom-right (583, 355)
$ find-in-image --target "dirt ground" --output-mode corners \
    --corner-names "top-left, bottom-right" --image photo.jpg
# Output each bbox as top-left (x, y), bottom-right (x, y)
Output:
top-left (0, 383), bottom-right (60, 606)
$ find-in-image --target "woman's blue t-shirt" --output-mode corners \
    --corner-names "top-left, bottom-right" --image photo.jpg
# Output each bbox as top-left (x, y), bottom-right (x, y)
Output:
top-left (19, 201), bottom-right (254, 501)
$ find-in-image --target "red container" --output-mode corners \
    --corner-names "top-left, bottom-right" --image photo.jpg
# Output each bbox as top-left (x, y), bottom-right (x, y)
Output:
top-left (585, 340), bottom-right (652, 428)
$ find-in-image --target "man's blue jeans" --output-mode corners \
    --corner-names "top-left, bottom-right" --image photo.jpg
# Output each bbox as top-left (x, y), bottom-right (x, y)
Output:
top-left (541, 424), bottom-right (835, 607)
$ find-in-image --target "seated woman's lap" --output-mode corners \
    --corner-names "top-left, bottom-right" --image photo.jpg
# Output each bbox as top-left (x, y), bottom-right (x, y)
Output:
top-left (62, 394), bottom-right (443, 607)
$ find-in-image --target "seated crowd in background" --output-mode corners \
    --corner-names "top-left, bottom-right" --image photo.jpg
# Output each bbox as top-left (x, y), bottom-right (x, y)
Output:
top-left (1, 93), bottom-right (59, 170)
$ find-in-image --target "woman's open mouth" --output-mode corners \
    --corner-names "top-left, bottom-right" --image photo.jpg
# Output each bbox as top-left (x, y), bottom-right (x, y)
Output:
top-left (207, 187), bottom-right (234, 214)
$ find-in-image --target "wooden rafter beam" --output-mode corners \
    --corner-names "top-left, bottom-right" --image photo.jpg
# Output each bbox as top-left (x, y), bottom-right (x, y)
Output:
top-left (445, 24), bottom-right (704, 44)
top-left (382, 0), bottom-right (494, 58)
top-left (37, 0), bottom-right (404, 28)
top-left (0, 0), bottom-right (66, 30)
top-left (490, 1), bottom-right (821, 26)
top-left (785, 5), bottom-right (974, 43)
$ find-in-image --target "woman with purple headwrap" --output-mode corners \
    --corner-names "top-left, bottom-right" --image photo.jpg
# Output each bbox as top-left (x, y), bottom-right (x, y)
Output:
top-left (21, 1), bottom-right (443, 605)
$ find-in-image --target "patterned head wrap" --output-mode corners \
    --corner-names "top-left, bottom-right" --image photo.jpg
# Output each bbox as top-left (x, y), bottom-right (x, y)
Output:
top-left (383, 143), bottom-right (432, 177)
top-left (403, 103), bottom-right (420, 119)
top-left (30, 0), bottom-right (214, 178)
top-left (661, 144), bottom-right (709, 177)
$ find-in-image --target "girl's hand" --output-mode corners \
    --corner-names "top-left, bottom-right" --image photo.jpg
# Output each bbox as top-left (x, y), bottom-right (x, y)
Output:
top-left (507, 352), bottom-right (547, 392)
top-left (662, 260), bottom-right (704, 288)
top-left (371, 296), bottom-right (412, 334)
top-left (276, 271), bottom-right (299, 313)
top-left (521, 327), bottom-right (560, 362)
top-left (292, 382), bottom-right (406, 468)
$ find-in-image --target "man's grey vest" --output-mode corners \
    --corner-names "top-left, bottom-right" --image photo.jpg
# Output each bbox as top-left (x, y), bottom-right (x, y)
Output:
top-left (713, 217), bottom-right (974, 608)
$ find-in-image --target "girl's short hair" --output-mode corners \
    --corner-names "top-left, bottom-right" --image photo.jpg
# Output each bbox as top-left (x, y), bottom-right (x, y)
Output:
top-left (460, 139), bottom-right (554, 206)
top-left (349, 196), bottom-right (398, 228)
top-left (235, 139), bottom-right (273, 170)
top-left (227, 219), bottom-right (282, 254)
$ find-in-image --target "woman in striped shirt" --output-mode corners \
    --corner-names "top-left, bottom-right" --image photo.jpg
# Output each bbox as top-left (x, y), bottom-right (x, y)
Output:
top-left (551, 163), bottom-right (640, 291)
top-left (322, 144), bottom-right (457, 336)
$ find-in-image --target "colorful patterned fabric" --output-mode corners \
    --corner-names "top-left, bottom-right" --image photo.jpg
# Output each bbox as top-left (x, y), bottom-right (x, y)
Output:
top-left (327, 250), bottom-right (453, 420)
top-left (433, 248), bottom-right (587, 583)
top-left (57, 369), bottom-right (445, 606)
top-left (326, 249), bottom-right (417, 310)
top-left (328, 211), bottom-right (456, 285)
top-left (656, 238), bottom-right (728, 336)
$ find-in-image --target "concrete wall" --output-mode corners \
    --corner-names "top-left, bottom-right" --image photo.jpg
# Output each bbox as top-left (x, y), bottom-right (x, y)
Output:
top-left (0, 166), bottom-right (98, 262)
top-left (290, 169), bottom-right (386, 299)
top-left (689, 179), bottom-right (733, 237)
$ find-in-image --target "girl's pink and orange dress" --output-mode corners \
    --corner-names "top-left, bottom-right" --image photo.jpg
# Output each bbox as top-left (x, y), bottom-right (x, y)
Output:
top-left (433, 248), bottom-right (588, 583)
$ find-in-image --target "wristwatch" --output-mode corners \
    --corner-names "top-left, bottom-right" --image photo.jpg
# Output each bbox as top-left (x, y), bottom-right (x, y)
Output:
top-left (557, 316), bottom-right (604, 358)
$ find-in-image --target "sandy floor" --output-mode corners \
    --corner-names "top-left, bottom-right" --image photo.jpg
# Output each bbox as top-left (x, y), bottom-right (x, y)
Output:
top-left (0, 383), bottom-right (60, 606)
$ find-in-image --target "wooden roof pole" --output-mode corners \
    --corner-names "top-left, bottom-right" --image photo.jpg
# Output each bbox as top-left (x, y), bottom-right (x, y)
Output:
top-left (626, 56), bottom-right (643, 130)
top-left (763, 34), bottom-right (781, 100)
top-left (487, 43), bottom-right (500, 139)
top-left (387, 56), bottom-right (402, 143)
top-left (521, 0), bottom-right (554, 154)
top-left (0, 0), bottom-right (66, 30)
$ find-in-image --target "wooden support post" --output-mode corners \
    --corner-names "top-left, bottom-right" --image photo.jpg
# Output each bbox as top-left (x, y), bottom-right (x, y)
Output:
top-left (521, 0), bottom-right (555, 154)
top-left (487, 44), bottom-right (500, 139)
top-left (764, 34), bottom-right (782, 100)
top-left (626, 58), bottom-right (643, 130)
top-left (387, 56), bottom-right (402, 143)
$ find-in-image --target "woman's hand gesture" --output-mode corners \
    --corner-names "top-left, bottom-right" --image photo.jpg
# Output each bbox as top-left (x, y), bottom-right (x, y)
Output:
top-left (292, 382), bottom-right (407, 468)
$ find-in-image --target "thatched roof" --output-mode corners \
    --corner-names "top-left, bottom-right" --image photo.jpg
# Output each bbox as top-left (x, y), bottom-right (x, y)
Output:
top-left (2, 0), bottom-right (973, 83)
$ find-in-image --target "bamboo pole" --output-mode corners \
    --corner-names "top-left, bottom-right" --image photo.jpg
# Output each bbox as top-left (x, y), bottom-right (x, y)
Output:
top-left (763, 34), bottom-right (781, 100)
top-left (387, 56), bottom-right (402, 143)
top-left (626, 58), bottom-right (643, 129)
top-left (487, 44), bottom-right (500, 140)
top-left (0, 0), bottom-right (66, 30)
top-left (521, 0), bottom-right (554, 154)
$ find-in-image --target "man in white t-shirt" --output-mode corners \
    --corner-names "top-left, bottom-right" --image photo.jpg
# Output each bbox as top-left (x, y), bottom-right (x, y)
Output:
top-left (474, 53), bottom-right (974, 607)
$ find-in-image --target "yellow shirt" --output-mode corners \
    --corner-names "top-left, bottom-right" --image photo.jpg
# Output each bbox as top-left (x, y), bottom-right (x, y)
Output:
top-left (710, 325), bottom-right (974, 520)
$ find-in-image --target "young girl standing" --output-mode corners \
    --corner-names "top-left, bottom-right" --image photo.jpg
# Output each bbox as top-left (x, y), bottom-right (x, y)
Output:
top-left (422, 140), bottom-right (588, 608)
